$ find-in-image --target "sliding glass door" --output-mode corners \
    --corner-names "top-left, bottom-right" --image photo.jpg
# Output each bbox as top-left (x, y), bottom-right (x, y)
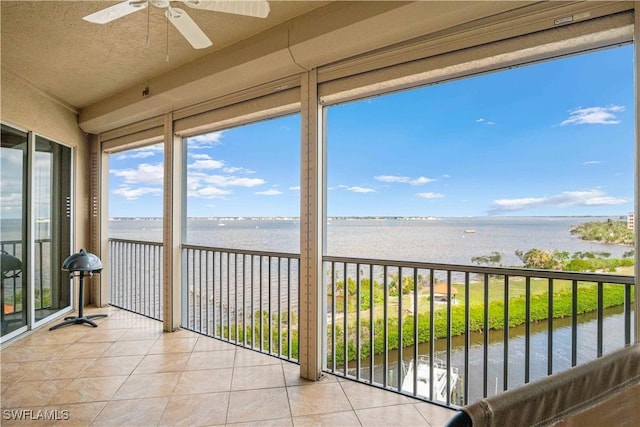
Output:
top-left (1, 125), bottom-right (28, 336)
top-left (1, 125), bottom-right (72, 340)
top-left (34, 136), bottom-right (72, 322)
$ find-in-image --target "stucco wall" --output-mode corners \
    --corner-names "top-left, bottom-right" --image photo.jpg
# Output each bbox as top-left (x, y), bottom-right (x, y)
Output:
top-left (1, 67), bottom-right (91, 266)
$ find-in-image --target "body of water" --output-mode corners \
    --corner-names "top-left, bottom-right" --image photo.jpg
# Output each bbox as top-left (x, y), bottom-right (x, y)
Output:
top-left (107, 216), bottom-right (632, 267)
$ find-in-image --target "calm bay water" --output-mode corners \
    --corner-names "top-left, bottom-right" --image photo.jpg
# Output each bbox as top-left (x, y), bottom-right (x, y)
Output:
top-left (108, 216), bottom-right (631, 266)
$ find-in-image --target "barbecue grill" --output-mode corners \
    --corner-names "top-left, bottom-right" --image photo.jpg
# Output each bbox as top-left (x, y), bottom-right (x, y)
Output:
top-left (49, 249), bottom-right (107, 330)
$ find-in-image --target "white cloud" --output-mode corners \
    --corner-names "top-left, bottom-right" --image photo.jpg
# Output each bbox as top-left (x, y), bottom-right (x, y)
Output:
top-left (189, 187), bottom-right (231, 198)
top-left (223, 166), bottom-right (254, 174)
top-left (289, 186), bottom-right (300, 191)
top-left (561, 106), bottom-right (624, 126)
top-left (109, 163), bottom-right (164, 185)
top-left (115, 143), bottom-right (163, 160)
top-left (191, 154), bottom-right (211, 160)
top-left (256, 189), bottom-right (283, 196)
top-left (0, 192), bottom-right (22, 213)
top-left (187, 132), bottom-right (224, 148)
top-left (488, 189), bottom-right (627, 214)
top-left (582, 161), bottom-right (602, 165)
top-left (189, 159), bottom-right (225, 170)
top-left (113, 186), bottom-right (162, 200)
top-left (201, 175), bottom-right (265, 187)
top-left (348, 186), bottom-right (376, 193)
top-left (476, 118), bottom-right (495, 125)
top-left (417, 192), bottom-right (445, 199)
top-left (375, 175), bottom-right (435, 185)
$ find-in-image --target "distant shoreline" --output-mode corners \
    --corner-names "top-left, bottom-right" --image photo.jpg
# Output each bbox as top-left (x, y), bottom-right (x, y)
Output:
top-left (107, 215), bottom-right (625, 221)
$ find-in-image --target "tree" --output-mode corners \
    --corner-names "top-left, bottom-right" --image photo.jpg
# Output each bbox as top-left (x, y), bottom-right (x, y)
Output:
top-left (515, 248), bottom-right (559, 269)
top-left (471, 251), bottom-right (503, 267)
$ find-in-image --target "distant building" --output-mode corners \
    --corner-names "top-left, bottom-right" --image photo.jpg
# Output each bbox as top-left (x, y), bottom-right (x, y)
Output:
top-left (627, 212), bottom-right (634, 230)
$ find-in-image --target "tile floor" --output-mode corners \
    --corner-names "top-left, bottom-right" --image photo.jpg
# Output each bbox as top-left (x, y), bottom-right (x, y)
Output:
top-left (1, 307), bottom-right (455, 426)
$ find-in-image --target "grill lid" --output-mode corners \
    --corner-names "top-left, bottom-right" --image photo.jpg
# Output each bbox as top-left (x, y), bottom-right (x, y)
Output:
top-left (62, 249), bottom-right (102, 273)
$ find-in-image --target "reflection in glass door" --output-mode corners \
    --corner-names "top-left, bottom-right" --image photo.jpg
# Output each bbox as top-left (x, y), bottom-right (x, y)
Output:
top-left (34, 136), bottom-right (72, 322)
top-left (1, 125), bottom-right (28, 337)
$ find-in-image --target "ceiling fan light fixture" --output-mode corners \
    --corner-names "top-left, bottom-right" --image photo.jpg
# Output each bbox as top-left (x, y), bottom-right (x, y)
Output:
top-left (150, 0), bottom-right (170, 8)
top-left (83, 0), bottom-right (269, 48)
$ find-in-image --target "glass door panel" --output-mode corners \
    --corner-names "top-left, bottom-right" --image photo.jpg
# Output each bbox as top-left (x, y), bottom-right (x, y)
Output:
top-left (1, 125), bottom-right (28, 337)
top-left (34, 136), bottom-right (71, 322)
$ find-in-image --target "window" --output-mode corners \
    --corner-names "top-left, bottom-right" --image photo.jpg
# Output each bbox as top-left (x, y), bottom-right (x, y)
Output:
top-left (325, 45), bottom-right (634, 270)
top-left (185, 114), bottom-right (301, 253)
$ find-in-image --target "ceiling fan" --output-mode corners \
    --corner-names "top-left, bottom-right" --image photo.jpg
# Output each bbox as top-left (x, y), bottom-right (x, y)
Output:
top-left (83, 0), bottom-right (270, 49)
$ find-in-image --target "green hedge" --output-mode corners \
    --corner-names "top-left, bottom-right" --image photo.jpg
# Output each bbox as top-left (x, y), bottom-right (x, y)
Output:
top-left (327, 284), bottom-right (630, 365)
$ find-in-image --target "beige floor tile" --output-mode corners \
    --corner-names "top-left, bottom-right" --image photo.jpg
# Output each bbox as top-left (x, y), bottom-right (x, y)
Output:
top-left (232, 364), bottom-right (285, 390)
top-left (234, 348), bottom-right (283, 367)
top-left (159, 328), bottom-right (201, 339)
top-left (287, 382), bottom-right (352, 417)
top-left (90, 397), bottom-right (169, 426)
top-left (340, 380), bottom-right (409, 409)
top-left (413, 402), bottom-right (457, 427)
top-left (47, 375), bottom-right (128, 404)
top-left (0, 401), bottom-right (107, 427)
top-left (20, 358), bottom-right (96, 381)
top-left (173, 368), bottom-right (233, 395)
top-left (75, 329), bottom-right (127, 343)
top-left (2, 402), bottom-right (107, 427)
top-left (185, 349), bottom-right (236, 370)
top-left (0, 344), bottom-right (69, 363)
top-left (100, 339), bottom-right (156, 356)
top-left (228, 417), bottom-right (294, 427)
top-left (193, 336), bottom-right (238, 352)
top-left (147, 337), bottom-right (198, 354)
top-left (227, 387), bottom-right (291, 424)
top-left (1, 361), bottom-right (27, 384)
top-left (116, 326), bottom-right (163, 341)
top-left (78, 355), bottom-right (143, 378)
top-left (282, 364), bottom-right (337, 387)
top-left (56, 342), bottom-right (113, 359)
top-left (132, 352), bottom-right (190, 375)
top-left (159, 392), bottom-right (229, 426)
top-left (10, 329), bottom-right (88, 347)
top-left (355, 404), bottom-right (428, 426)
top-left (95, 317), bottom-right (142, 329)
top-left (130, 318), bottom-right (164, 329)
top-left (1, 379), bottom-right (72, 407)
top-left (1, 310), bottom-right (462, 427)
top-left (293, 410), bottom-right (362, 427)
top-left (112, 371), bottom-right (180, 400)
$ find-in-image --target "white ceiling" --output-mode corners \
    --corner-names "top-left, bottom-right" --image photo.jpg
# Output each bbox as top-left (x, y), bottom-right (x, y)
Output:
top-left (0, 0), bottom-right (329, 109)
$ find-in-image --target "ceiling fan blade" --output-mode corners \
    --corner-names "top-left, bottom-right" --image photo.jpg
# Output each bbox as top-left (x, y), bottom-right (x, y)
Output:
top-left (166, 7), bottom-right (213, 49)
top-left (83, 0), bottom-right (148, 24)
top-left (182, 0), bottom-right (270, 18)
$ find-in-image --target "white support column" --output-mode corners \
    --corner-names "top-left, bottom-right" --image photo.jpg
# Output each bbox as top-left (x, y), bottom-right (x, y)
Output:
top-left (162, 112), bottom-right (183, 332)
top-left (299, 69), bottom-right (325, 380)
top-left (634, 2), bottom-right (639, 344)
top-left (94, 134), bottom-right (110, 307)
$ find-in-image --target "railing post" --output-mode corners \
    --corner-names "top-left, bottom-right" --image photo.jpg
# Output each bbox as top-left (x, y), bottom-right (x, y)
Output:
top-left (299, 68), bottom-right (324, 380)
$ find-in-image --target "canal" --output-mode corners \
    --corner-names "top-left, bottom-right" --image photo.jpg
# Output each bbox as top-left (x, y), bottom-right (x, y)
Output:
top-left (344, 305), bottom-right (634, 405)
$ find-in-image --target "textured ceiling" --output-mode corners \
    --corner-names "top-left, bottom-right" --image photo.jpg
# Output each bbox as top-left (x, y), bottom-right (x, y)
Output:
top-left (0, 0), bottom-right (329, 109)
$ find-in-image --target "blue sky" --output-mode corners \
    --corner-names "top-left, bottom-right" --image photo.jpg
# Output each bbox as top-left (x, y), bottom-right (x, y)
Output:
top-left (108, 44), bottom-right (634, 218)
